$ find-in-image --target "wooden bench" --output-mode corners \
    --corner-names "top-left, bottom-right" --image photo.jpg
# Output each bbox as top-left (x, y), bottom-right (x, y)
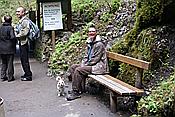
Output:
top-left (88, 51), bottom-right (150, 113)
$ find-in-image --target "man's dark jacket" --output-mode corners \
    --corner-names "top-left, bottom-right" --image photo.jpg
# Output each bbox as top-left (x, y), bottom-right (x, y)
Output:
top-left (0, 22), bottom-right (16, 54)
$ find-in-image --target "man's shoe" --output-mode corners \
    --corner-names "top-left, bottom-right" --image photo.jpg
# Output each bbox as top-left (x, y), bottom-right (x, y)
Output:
top-left (66, 91), bottom-right (81, 101)
top-left (21, 74), bottom-right (28, 78)
top-left (21, 75), bottom-right (25, 78)
top-left (8, 77), bottom-right (15, 82)
top-left (21, 76), bottom-right (32, 81)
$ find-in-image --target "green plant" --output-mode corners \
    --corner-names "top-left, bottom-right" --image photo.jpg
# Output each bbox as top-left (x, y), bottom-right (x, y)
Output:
top-left (111, 0), bottom-right (120, 13)
top-left (135, 0), bottom-right (173, 29)
top-left (49, 0), bottom-right (122, 72)
top-left (72, 0), bottom-right (100, 22)
top-left (100, 12), bottom-right (113, 22)
top-left (49, 29), bottom-right (88, 70)
top-left (0, 0), bottom-right (36, 23)
top-left (136, 73), bottom-right (175, 116)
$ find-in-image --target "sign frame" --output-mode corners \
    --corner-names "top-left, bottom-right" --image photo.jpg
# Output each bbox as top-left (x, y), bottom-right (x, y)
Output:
top-left (42, 2), bottom-right (63, 31)
top-left (36, 0), bottom-right (72, 30)
top-left (37, 0), bottom-right (68, 14)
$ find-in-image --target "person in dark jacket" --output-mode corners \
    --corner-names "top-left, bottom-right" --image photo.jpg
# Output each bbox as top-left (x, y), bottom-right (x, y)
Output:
top-left (66, 26), bottom-right (109, 101)
top-left (0, 15), bottom-right (16, 82)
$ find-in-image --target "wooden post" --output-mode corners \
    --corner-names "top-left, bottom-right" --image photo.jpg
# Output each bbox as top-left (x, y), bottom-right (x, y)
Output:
top-left (67, 0), bottom-right (72, 30)
top-left (173, 88), bottom-right (175, 116)
top-left (36, 2), bottom-right (40, 29)
top-left (135, 68), bottom-right (143, 88)
top-left (110, 90), bottom-right (117, 113)
top-left (52, 31), bottom-right (55, 51)
top-left (29, 8), bottom-right (36, 23)
top-left (135, 55), bottom-right (143, 88)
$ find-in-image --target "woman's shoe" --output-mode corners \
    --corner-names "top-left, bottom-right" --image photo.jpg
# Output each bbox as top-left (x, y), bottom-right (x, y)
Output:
top-left (1, 77), bottom-right (8, 81)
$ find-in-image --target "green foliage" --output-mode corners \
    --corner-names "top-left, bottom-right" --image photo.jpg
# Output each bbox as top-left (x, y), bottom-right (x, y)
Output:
top-left (72, 0), bottom-right (100, 22)
top-left (100, 12), bottom-right (113, 22)
top-left (72, 0), bottom-right (121, 22)
top-left (118, 0), bottom-right (174, 54)
top-left (121, 0), bottom-right (173, 53)
top-left (111, 25), bottom-right (174, 90)
top-left (117, 63), bottom-right (136, 85)
top-left (0, 0), bottom-right (36, 23)
top-left (110, 0), bottom-right (120, 13)
top-left (111, 2), bottom-right (175, 115)
top-left (49, 26), bottom-right (88, 70)
top-left (49, 0), bottom-right (121, 72)
top-left (0, 0), bottom-right (12, 16)
top-left (111, 0), bottom-right (175, 83)
top-left (111, 39), bottom-right (128, 54)
top-left (33, 39), bottom-right (43, 61)
top-left (135, 0), bottom-right (173, 29)
top-left (132, 28), bottom-right (156, 61)
top-left (136, 73), bottom-right (175, 116)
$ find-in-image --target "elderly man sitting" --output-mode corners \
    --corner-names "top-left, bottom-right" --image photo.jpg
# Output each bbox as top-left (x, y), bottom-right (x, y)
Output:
top-left (66, 26), bottom-right (109, 101)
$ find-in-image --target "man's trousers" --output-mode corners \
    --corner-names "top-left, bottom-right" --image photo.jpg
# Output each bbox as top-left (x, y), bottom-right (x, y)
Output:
top-left (68, 64), bottom-right (92, 92)
top-left (19, 43), bottom-right (32, 77)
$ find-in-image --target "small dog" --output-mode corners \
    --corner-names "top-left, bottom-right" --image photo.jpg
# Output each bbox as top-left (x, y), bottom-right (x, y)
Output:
top-left (56, 76), bottom-right (65, 97)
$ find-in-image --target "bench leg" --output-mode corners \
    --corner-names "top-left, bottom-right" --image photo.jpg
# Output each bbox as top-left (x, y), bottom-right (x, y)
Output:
top-left (173, 89), bottom-right (175, 116)
top-left (110, 90), bottom-right (117, 113)
top-left (135, 68), bottom-right (143, 88)
top-left (134, 96), bottom-right (142, 113)
top-left (81, 78), bottom-right (86, 93)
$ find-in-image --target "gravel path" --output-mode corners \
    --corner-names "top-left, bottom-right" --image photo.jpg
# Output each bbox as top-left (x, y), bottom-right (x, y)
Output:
top-left (0, 58), bottom-right (129, 117)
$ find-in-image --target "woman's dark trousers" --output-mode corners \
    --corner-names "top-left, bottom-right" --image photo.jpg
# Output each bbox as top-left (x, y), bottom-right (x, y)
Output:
top-left (1, 54), bottom-right (14, 80)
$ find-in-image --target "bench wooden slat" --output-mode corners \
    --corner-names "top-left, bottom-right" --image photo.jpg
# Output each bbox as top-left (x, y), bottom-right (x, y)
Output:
top-left (107, 51), bottom-right (150, 70)
top-left (98, 75), bottom-right (135, 94)
top-left (88, 75), bottom-right (129, 95)
top-left (104, 75), bottom-right (144, 96)
top-left (88, 75), bottom-right (136, 95)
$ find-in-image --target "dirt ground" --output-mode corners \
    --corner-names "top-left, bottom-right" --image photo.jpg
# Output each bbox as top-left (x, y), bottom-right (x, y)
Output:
top-left (0, 58), bottom-right (129, 117)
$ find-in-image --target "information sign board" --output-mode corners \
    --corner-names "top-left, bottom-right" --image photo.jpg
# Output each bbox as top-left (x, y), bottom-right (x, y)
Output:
top-left (43, 2), bottom-right (63, 31)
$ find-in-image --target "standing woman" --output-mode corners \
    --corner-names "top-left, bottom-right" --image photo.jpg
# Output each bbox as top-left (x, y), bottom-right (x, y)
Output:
top-left (0, 15), bottom-right (16, 82)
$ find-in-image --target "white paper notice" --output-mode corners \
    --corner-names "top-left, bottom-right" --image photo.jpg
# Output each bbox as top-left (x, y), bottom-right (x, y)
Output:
top-left (43, 2), bottom-right (63, 31)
